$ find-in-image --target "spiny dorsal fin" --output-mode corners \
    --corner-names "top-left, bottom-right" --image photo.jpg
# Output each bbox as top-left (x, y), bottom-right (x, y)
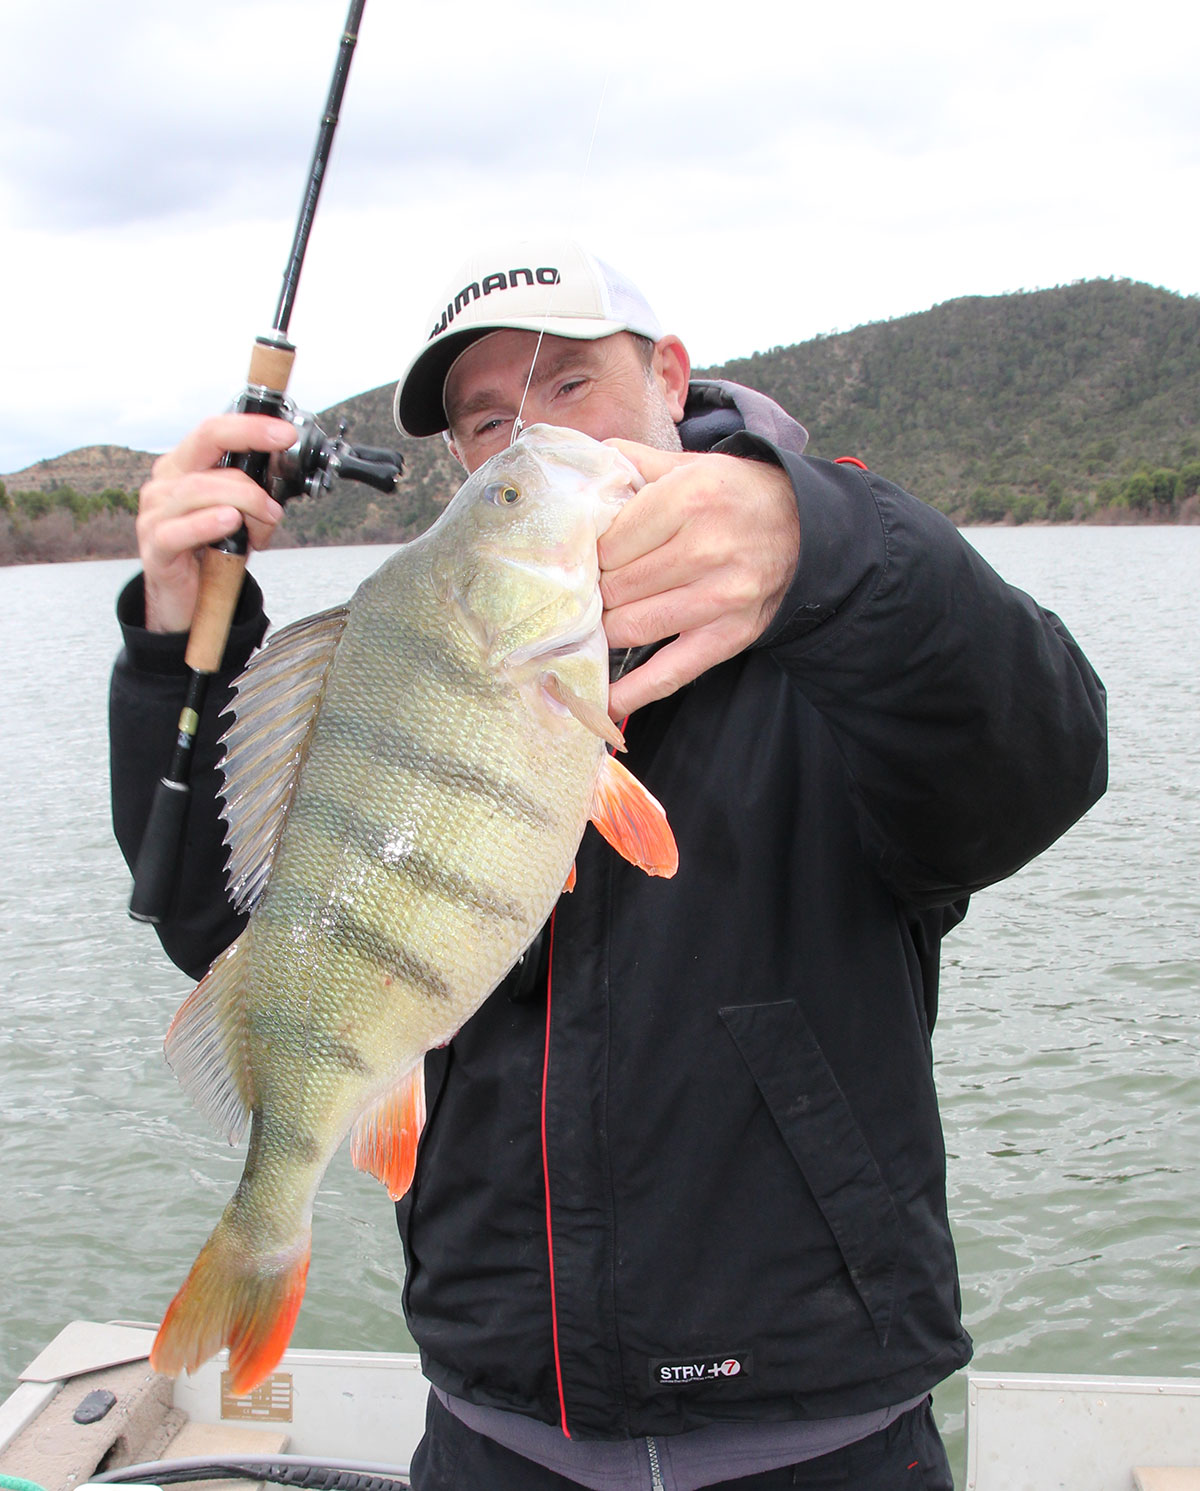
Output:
top-left (349, 1063), bottom-right (427, 1201)
top-left (219, 604), bottom-right (350, 913)
top-left (163, 932), bottom-right (254, 1143)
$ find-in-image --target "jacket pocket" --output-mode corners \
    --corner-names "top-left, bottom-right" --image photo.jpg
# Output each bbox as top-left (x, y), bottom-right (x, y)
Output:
top-left (719, 999), bottom-right (901, 1346)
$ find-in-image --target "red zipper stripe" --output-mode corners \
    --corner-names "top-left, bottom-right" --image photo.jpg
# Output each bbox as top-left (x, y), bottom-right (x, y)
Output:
top-left (542, 717), bottom-right (628, 1440)
top-left (541, 908), bottom-right (571, 1438)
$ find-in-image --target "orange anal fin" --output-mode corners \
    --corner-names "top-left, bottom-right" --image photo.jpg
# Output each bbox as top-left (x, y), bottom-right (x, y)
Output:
top-left (589, 753), bottom-right (678, 878)
top-left (563, 860), bottom-right (577, 894)
top-left (541, 673), bottom-right (626, 751)
top-left (150, 1226), bottom-right (310, 1397)
top-left (349, 1064), bottom-right (427, 1201)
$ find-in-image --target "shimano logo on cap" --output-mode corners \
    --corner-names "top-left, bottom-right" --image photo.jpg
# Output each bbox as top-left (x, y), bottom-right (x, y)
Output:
top-left (427, 266), bottom-right (561, 340)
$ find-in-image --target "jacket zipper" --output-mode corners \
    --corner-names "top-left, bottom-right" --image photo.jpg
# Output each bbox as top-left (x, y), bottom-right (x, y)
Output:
top-left (646, 1436), bottom-right (665, 1490)
top-left (541, 909), bottom-right (571, 1438)
top-left (542, 723), bottom-right (630, 1442)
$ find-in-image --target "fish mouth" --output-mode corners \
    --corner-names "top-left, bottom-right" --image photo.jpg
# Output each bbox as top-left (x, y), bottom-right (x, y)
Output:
top-left (515, 429), bottom-right (641, 536)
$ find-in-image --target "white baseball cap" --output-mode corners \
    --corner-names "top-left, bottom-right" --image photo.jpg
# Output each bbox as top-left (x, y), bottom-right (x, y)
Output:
top-left (393, 237), bottom-right (664, 437)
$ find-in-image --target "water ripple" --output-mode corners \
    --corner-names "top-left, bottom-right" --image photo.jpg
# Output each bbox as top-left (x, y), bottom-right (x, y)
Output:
top-left (2, 538), bottom-right (1198, 1489)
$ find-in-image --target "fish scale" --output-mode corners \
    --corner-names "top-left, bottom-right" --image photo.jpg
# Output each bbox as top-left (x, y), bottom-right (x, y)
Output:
top-left (149, 424), bottom-right (679, 1393)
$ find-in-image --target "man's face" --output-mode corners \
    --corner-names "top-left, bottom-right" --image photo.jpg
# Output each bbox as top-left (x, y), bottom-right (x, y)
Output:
top-left (443, 329), bottom-right (687, 473)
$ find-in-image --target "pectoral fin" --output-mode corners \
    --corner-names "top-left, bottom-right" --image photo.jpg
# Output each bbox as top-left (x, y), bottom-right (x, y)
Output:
top-left (590, 754), bottom-right (679, 878)
top-left (350, 1064), bottom-right (428, 1201)
top-left (541, 672), bottom-right (626, 751)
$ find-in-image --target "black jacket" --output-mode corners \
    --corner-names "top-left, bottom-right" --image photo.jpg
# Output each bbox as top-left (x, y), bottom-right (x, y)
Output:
top-left (110, 383), bottom-right (1107, 1439)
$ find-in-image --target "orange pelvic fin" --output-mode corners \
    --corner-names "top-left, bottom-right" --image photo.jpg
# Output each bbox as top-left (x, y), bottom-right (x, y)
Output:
top-left (349, 1063), bottom-right (428, 1201)
top-left (590, 753), bottom-right (679, 878)
top-left (150, 1223), bottom-right (310, 1396)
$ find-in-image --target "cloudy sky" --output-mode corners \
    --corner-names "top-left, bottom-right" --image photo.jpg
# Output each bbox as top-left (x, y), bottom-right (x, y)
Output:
top-left (2, 0), bottom-right (1197, 474)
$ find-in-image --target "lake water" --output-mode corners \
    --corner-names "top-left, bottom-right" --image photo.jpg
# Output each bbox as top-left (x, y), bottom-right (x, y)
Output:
top-left (1, 528), bottom-right (1197, 1481)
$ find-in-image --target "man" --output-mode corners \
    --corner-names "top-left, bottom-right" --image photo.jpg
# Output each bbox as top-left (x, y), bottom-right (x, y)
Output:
top-left (111, 238), bottom-right (1108, 1490)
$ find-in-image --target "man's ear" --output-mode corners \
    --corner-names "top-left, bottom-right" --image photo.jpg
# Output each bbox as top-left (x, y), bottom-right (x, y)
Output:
top-left (443, 429), bottom-right (468, 470)
top-left (652, 336), bottom-right (691, 423)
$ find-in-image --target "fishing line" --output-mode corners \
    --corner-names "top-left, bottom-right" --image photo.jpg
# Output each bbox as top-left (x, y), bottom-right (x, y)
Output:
top-left (510, 72), bottom-right (612, 443)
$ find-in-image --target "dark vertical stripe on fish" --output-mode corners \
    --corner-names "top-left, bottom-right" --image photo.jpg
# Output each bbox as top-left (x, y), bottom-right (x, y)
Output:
top-left (291, 793), bottom-right (533, 925)
top-left (350, 615), bottom-right (507, 699)
top-left (262, 884), bottom-right (454, 1002)
top-left (314, 709), bottom-right (557, 830)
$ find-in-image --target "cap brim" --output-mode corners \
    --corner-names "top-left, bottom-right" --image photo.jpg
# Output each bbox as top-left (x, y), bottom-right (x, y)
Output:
top-left (394, 316), bottom-right (635, 438)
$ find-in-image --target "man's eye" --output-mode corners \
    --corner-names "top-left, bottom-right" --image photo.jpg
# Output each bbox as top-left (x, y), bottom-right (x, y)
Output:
top-left (475, 417), bottom-right (507, 437)
top-left (556, 379), bottom-right (585, 398)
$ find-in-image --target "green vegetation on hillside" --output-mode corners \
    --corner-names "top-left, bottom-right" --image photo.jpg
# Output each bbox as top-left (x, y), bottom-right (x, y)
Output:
top-left (702, 278), bottom-right (1200, 523)
top-left (1097, 460), bottom-right (1200, 515)
top-left (0, 481), bottom-right (138, 563)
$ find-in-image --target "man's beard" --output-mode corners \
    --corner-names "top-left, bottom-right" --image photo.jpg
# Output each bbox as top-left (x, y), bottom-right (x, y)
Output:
top-left (639, 386), bottom-right (684, 454)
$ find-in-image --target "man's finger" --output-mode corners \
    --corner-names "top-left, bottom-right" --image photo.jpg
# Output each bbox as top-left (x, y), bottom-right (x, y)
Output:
top-left (604, 579), bottom-right (750, 651)
top-left (147, 507), bottom-right (245, 568)
top-left (608, 626), bottom-right (740, 719)
top-left (144, 465), bottom-right (285, 515)
top-left (158, 413), bottom-right (297, 478)
top-left (603, 438), bottom-right (697, 485)
top-left (598, 482), bottom-right (689, 576)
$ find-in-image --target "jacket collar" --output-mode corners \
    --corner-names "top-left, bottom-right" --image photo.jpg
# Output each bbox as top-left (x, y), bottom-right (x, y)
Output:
top-left (679, 379), bottom-right (809, 456)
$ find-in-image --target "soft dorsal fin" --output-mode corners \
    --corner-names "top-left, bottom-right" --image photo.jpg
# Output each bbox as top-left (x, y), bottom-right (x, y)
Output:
top-left (219, 604), bottom-right (350, 913)
top-left (349, 1064), bottom-right (427, 1200)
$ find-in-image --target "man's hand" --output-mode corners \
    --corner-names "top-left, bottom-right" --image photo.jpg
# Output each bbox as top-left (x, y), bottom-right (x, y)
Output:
top-left (137, 414), bottom-right (296, 633)
top-left (600, 441), bottom-right (800, 719)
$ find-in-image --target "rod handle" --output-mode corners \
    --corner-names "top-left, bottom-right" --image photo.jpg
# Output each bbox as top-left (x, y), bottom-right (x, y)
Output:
top-left (181, 352), bottom-right (294, 674)
top-left (185, 544), bottom-right (250, 673)
top-left (248, 337), bottom-right (296, 391)
top-left (128, 777), bottom-right (191, 923)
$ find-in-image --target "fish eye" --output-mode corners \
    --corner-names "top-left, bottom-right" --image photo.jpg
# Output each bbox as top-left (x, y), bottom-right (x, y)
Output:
top-left (484, 482), bottom-right (521, 506)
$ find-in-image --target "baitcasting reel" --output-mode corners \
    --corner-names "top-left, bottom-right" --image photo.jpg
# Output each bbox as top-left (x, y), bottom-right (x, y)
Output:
top-left (226, 384), bottom-right (403, 506)
top-left (278, 410), bottom-right (404, 501)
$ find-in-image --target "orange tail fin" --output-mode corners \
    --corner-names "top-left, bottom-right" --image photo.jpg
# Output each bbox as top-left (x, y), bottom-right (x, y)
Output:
top-left (150, 1223), bottom-right (310, 1396)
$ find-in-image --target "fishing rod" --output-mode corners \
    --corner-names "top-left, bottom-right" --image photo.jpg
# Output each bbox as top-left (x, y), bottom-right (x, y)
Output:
top-left (129, 0), bottom-right (401, 925)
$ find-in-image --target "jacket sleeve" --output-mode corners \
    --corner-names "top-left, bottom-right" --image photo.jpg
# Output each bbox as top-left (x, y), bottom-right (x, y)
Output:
top-left (109, 572), bottom-right (270, 979)
top-left (730, 440), bottom-right (1108, 907)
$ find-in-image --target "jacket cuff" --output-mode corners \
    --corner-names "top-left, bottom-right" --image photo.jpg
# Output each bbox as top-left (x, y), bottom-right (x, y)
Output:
top-left (115, 572), bottom-right (270, 676)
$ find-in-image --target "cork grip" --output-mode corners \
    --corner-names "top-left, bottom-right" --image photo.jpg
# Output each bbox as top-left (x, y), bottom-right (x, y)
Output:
top-left (248, 339), bottom-right (296, 392)
top-left (185, 546), bottom-right (248, 673)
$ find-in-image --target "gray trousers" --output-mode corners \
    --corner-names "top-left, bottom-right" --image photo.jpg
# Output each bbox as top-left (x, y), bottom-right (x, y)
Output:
top-left (409, 1392), bottom-right (955, 1491)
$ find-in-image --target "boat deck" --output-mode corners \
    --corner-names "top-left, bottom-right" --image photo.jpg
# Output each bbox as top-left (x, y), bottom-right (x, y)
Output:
top-left (3, 1323), bottom-right (1200, 1491)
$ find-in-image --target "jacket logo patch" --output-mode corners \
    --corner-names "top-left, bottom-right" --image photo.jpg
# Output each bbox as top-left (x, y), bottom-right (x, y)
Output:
top-left (650, 1352), bottom-right (753, 1389)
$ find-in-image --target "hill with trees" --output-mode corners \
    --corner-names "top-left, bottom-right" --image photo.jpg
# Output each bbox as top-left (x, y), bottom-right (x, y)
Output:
top-left (3, 277), bottom-right (1196, 563)
top-left (707, 277), bottom-right (1200, 524)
